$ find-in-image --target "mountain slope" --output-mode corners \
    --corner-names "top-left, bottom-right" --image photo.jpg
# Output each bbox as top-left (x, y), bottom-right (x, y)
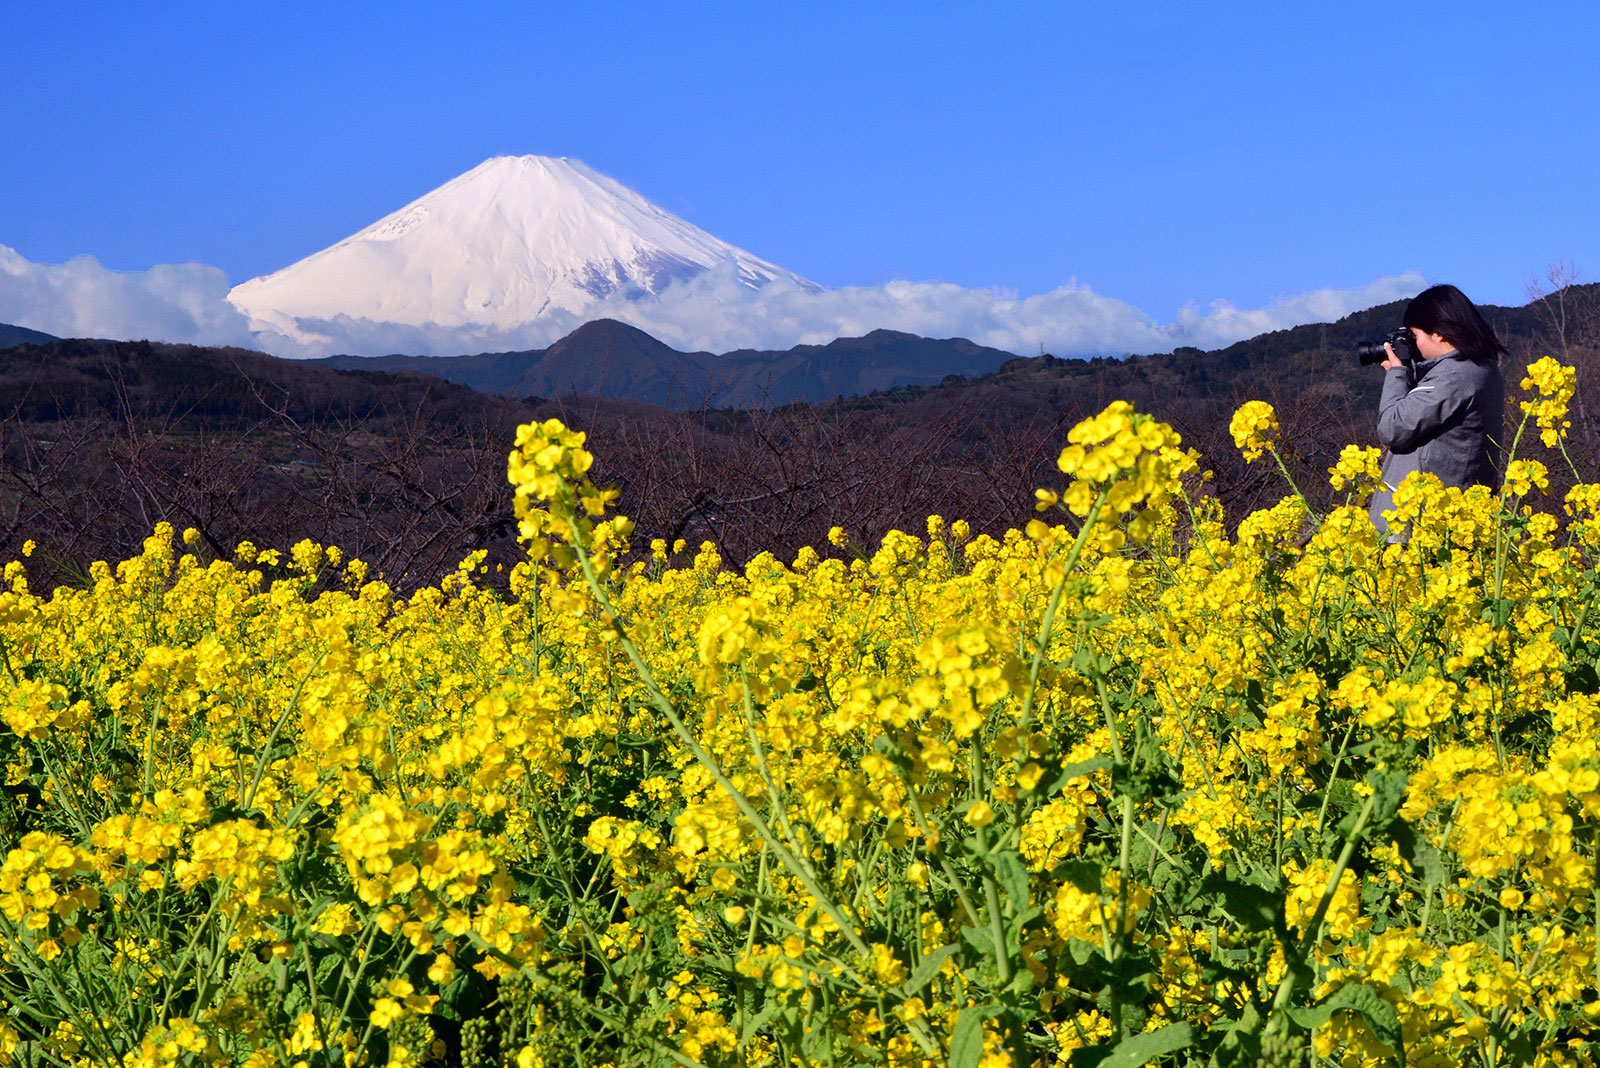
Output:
top-left (228, 156), bottom-right (813, 348)
top-left (0, 322), bottom-right (58, 348)
top-left (318, 320), bottom-right (1019, 408)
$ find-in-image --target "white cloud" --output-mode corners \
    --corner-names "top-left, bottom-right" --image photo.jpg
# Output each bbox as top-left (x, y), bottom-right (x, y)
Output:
top-left (587, 267), bottom-right (1180, 356)
top-left (0, 245), bottom-right (259, 348)
top-left (1168, 273), bottom-right (1431, 350)
top-left (0, 244), bottom-right (1427, 362)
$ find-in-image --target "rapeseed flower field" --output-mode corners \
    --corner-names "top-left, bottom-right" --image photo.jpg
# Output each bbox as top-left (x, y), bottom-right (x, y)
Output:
top-left (0, 358), bottom-right (1596, 1066)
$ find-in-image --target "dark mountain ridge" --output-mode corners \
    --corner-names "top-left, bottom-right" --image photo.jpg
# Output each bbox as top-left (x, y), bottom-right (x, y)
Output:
top-left (0, 335), bottom-right (512, 428)
top-left (843, 286), bottom-right (1596, 423)
top-left (313, 283), bottom-right (1599, 413)
top-left (317, 319), bottom-right (1020, 408)
top-left (0, 322), bottom-right (58, 348)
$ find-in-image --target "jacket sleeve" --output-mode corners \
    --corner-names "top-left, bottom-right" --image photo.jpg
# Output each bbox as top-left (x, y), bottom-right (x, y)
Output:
top-left (1377, 364), bottom-right (1472, 453)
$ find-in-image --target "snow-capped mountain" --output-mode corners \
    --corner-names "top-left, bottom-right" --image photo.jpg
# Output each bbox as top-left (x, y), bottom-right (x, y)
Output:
top-left (228, 155), bottom-right (813, 347)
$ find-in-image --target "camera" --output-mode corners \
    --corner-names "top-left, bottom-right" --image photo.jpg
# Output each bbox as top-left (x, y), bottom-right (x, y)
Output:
top-left (1356, 328), bottom-right (1418, 366)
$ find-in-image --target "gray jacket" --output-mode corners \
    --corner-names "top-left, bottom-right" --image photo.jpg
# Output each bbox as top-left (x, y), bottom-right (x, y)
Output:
top-left (1368, 351), bottom-right (1504, 536)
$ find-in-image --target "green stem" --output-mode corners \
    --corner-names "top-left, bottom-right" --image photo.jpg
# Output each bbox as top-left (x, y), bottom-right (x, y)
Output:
top-left (1267, 445), bottom-right (1315, 518)
top-left (1493, 413), bottom-right (1531, 605)
top-left (241, 650), bottom-right (329, 810)
top-left (1313, 717), bottom-right (1361, 835)
top-left (898, 776), bottom-right (982, 930)
top-left (564, 518), bottom-right (872, 961)
top-left (1115, 794), bottom-right (1134, 964)
top-left (1017, 492), bottom-right (1108, 740)
top-left (1270, 792), bottom-right (1376, 1020)
top-left (740, 666), bottom-right (817, 879)
top-left (154, 883), bottom-right (230, 1021)
top-left (968, 737), bottom-right (1012, 987)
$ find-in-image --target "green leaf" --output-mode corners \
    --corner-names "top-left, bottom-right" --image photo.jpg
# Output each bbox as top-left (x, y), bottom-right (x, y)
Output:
top-left (1047, 755), bottom-right (1112, 795)
top-left (1066, 937), bottom-right (1104, 968)
top-left (1390, 818), bottom-right (1445, 888)
top-left (1365, 768), bottom-right (1409, 824)
top-left (1563, 659), bottom-right (1599, 694)
top-left (1005, 966), bottom-right (1037, 996)
top-left (903, 944), bottom-right (959, 997)
top-left (1110, 736), bottom-right (1179, 801)
top-left (1007, 904), bottom-right (1044, 947)
top-left (1199, 871), bottom-right (1280, 932)
top-left (1070, 650), bottom-right (1114, 677)
top-left (433, 964), bottom-right (495, 1024)
top-left (1056, 859), bottom-right (1104, 896)
top-left (740, 999), bottom-right (782, 1043)
top-left (990, 850), bottom-right (1031, 909)
top-left (1068, 1022), bottom-right (1195, 1068)
top-left (1492, 1028), bottom-right (1535, 1066)
top-left (1208, 1004), bottom-right (1265, 1068)
top-left (871, 734), bottom-right (914, 774)
top-left (1284, 983), bottom-right (1404, 1062)
top-left (1337, 768), bottom-right (1409, 839)
top-left (948, 1007), bottom-right (987, 1068)
top-left (1106, 950), bottom-right (1157, 1004)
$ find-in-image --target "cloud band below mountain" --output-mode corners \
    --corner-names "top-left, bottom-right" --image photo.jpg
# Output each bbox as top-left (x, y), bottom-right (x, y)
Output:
top-left (0, 245), bottom-right (260, 349)
top-left (0, 245), bottom-right (1426, 360)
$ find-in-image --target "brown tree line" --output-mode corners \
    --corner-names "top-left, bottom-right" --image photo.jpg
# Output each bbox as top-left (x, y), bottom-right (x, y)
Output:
top-left (1, 281), bottom-right (1596, 594)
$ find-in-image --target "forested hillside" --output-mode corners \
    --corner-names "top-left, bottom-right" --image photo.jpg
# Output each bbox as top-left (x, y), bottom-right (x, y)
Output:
top-left (1, 284), bottom-right (1594, 589)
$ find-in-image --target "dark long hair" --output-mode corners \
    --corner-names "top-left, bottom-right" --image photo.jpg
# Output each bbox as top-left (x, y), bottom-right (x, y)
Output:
top-left (1402, 284), bottom-right (1506, 364)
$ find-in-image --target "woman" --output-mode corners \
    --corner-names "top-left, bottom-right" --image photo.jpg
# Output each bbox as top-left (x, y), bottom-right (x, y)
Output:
top-left (1369, 284), bottom-right (1506, 539)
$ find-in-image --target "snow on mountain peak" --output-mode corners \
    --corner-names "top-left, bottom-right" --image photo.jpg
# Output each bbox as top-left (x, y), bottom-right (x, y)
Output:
top-left (227, 155), bottom-right (813, 344)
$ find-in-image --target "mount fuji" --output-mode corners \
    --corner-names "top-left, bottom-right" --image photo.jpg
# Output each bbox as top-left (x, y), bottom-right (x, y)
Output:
top-left (227, 155), bottom-right (816, 351)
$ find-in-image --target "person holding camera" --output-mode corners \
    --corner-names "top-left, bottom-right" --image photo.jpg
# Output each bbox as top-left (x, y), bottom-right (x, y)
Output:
top-left (1365, 283), bottom-right (1506, 539)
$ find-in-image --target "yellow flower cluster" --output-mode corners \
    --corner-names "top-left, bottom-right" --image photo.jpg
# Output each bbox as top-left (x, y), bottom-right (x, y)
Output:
top-left (1329, 444), bottom-right (1384, 494)
top-left (1037, 400), bottom-right (1193, 549)
top-left (1, 369), bottom-right (1598, 1066)
top-left (1521, 355), bottom-right (1578, 448)
top-left (1230, 399), bottom-right (1280, 462)
top-left (1504, 458), bottom-right (1552, 499)
top-left (0, 832), bottom-right (97, 960)
top-left (506, 418), bottom-right (630, 572)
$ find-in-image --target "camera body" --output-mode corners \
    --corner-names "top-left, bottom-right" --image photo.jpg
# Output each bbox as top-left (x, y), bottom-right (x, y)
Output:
top-left (1356, 328), bottom-right (1418, 366)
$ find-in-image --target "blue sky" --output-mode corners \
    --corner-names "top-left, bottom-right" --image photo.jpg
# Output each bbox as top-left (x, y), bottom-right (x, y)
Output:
top-left (2, 1), bottom-right (1596, 353)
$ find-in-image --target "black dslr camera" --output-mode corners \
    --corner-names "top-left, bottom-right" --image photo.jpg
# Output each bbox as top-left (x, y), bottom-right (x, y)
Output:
top-left (1356, 328), bottom-right (1418, 366)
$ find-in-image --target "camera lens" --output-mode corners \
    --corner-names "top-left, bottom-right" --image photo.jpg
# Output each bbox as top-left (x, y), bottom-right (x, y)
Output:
top-left (1355, 342), bottom-right (1387, 365)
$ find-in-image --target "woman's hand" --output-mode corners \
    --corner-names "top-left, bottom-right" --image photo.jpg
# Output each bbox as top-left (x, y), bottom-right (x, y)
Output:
top-left (1380, 343), bottom-right (1404, 370)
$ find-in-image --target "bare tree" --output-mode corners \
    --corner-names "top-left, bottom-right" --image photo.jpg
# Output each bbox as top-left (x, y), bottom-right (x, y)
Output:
top-left (1527, 260), bottom-right (1584, 363)
top-left (1525, 259), bottom-right (1600, 449)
